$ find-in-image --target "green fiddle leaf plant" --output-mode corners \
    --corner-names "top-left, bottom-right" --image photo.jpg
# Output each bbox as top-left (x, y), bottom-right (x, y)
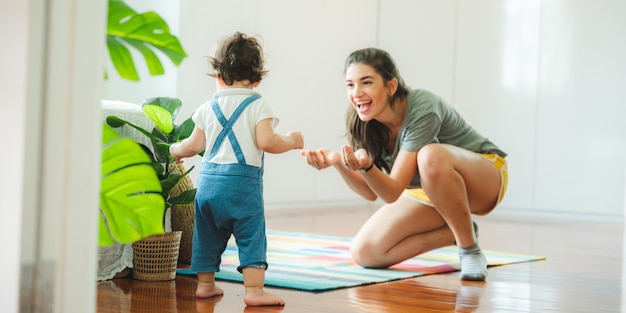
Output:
top-left (99, 123), bottom-right (165, 246)
top-left (106, 0), bottom-right (187, 81)
top-left (106, 96), bottom-right (197, 208)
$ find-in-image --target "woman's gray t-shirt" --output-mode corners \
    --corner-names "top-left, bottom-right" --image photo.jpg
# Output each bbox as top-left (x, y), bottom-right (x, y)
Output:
top-left (381, 89), bottom-right (506, 188)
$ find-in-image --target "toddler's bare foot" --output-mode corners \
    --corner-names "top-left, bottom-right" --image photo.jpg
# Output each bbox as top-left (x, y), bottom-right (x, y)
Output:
top-left (244, 287), bottom-right (285, 306)
top-left (196, 281), bottom-right (224, 298)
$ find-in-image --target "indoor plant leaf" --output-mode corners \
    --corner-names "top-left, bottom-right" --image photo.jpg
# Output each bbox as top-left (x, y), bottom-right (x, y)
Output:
top-left (142, 96), bottom-right (183, 133)
top-left (125, 38), bottom-right (165, 76)
top-left (99, 124), bottom-right (165, 246)
top-left (143, 105), bottom-right (174, 134)
top-left (106, 115), bottom-right (164, 145)
top-left (169, 189), bottom-right (197, 206)
top-left (106, 0), bottom-right (187, 81)
top-left (107, 36), bottom-right (139, 81)
top-left (171, 117), bottom-right (195, 142)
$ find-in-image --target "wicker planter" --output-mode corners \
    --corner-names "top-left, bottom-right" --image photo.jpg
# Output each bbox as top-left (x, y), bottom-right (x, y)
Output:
top-left (168, 162), bottom-right (195, 264)
top-left (170, 203), bottom-right (194, 264)
top-left (132, 231), bottom-right (182, 281)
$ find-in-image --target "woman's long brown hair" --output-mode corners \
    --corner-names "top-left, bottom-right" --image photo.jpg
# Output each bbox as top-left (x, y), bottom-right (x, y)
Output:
top-left (344, 48), bottom-right (409, 172)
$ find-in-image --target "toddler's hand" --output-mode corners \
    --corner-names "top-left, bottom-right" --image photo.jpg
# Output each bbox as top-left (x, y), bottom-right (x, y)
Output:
top-left (287, 131), bottom-right (304, 149)
top-left (169, 143), bottom-right (183, 163)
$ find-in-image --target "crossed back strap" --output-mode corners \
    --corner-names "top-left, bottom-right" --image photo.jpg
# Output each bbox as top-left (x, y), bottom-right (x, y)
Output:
top-left (206, 95), bottom-right (261, 164)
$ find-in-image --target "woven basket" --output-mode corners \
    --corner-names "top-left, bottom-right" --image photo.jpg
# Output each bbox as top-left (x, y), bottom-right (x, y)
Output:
top-left (168, 162), bottom-right (195, 264)
top-left (170, 203), bottom-right (194, 264)
top-left (132, 231), bottom-right (182, 281)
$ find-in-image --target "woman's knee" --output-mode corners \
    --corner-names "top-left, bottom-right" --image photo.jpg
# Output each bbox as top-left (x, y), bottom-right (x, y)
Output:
top-left (417, 144), bottom-right (450, 181)
top-left (350, 239), bottom-right (385, 268)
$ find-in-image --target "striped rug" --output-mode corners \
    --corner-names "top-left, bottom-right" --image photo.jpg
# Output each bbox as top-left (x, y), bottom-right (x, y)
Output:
top-left (177, 230), bottom-right (545, 292)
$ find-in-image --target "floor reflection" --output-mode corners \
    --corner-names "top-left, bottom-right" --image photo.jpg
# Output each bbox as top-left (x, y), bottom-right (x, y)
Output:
top-left (455, 281), bottom-right (485, 311)
top-left (98, 276), bottom-right (286, 313)
top-left (194, 294), bottom-right (223, 313)
top-left (347, 278), bottom-right (485, 312)
top-left (130, 280), bottom-right (177, 313)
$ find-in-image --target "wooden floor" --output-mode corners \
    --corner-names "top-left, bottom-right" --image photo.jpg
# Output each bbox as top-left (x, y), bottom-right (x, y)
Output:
top-left (97, 206), bottom-right (624, 312)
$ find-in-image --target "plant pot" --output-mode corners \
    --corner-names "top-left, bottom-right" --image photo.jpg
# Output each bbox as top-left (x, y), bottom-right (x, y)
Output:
top-left (132, 231), bottom-right (182, 281)
top-left (168, 162), bottom-right (195, 264)
top-left (170, 203), bottom-right (194, 264)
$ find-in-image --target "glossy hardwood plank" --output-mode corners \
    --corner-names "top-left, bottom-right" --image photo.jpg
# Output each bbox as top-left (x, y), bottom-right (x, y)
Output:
top-left (97, 207), bottom-right (624, 313)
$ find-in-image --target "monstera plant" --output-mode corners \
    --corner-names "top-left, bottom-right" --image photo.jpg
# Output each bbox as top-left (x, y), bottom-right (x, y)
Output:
top-left (106, 0), bottom-right (187, 81)
top-left (98, 0), bottom-right (188, 247)
top-left (106, 97), bottom-right (198, 263)
top-left (99, 124), bottom-right (165, 246)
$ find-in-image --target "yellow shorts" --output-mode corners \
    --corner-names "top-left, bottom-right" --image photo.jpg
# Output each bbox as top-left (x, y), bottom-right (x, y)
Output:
top-left (402, 153), bottom-right (508, 216)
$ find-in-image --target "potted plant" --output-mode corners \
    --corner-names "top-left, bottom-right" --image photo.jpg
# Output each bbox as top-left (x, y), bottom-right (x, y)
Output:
top-left (98, 0), bottom-right (191, 281)
top-left (106, 96), bottom-right (198, 270)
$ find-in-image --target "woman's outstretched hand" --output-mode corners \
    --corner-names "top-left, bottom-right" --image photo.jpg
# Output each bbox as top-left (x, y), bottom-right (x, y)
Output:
top-left (300, 149), bottom-right (341, 170)
top-left (341, 145), bottom-right (371, 171)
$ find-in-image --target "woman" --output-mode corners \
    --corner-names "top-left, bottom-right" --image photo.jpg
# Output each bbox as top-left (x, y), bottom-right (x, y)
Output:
top-left (301, 48), bottom-right (508, 281)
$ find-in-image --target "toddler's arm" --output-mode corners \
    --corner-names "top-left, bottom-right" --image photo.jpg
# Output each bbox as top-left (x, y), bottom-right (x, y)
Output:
top-left (170, 126), bottom-right (206, 162)
top-left (255, 118), bottom-right (303, 154)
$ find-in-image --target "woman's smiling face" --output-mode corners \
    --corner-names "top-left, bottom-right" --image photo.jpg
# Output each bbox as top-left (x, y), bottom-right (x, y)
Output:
top-left (345, 63), bottom-right (392, 122)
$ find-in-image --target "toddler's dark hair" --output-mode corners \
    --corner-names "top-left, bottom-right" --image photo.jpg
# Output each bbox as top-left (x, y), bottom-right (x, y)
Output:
top-left (207, 32), bottom-right (268, 86)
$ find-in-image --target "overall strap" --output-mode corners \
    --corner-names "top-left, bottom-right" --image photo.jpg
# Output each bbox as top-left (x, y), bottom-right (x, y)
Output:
top-left (207, 95), bottom-right (261, 164)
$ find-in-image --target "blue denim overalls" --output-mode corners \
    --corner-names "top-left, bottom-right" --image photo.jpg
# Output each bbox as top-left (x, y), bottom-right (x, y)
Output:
top-left (190, 95), bottom-right (268, 273)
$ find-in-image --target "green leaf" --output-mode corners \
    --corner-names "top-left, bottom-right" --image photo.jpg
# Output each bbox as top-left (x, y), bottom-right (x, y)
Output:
top-left (98, 213), bottom-right (115, 246)
top-left (143, 105), bottom-right (174, 134)
top-left (106, 115), bottom-right (162, 145)
top-left (172, 117), bottom-right (195, 142)
top-left (107, 36), bottom-right (139, 81)
top-left (160, 171), bottom-right (183, 197)
top-left (169, 189), bottom-right (197, 206)
top-left (99, 124), bottom-right (166, 246)
top-left (125, 38), bottom-right (165, 76)
top-left (151, 130), bottom-right (171, 163)
top-left (142, 97), bottom-right (182, 128)
top-left (106, 0), bottom-right (187, 81)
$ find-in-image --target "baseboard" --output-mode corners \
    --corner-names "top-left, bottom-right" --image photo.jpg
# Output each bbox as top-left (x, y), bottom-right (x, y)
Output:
top-left (265, 200), bottom-right (381, 216)
top-left (487, 206), bottom-right (624, 224)
top-left (267, 202), bottom-right (624, 224)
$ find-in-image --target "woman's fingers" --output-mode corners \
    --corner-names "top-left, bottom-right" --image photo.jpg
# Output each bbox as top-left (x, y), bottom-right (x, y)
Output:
top-left (301, 149), bottom-right (333, 170)
top-left (341, 145), bottom-right (358, 170)
top-left (341, 146), bottom-right (370, 171)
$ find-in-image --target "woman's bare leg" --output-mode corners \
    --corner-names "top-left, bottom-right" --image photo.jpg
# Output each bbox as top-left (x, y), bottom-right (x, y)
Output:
top-left (417, 144), bottom-right (502, 280)
top-left (351, 196), bottom-right (455, 268)
top-left (417, 144), bottom-right (500, 248)
top-left (351, 143), bottom-right (502, 280)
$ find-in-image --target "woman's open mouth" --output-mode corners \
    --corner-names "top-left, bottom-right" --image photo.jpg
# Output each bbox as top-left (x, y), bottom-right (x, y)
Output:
top-left (356, 101), bottom-right (371, 113)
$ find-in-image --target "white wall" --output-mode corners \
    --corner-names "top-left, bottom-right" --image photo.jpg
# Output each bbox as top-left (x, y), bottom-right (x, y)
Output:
top-left (110, 0), bottom-right (626, 219)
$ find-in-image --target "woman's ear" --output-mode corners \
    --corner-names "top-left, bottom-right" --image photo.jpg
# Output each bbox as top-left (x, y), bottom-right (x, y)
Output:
top-left (252, 81), bottom-right (261, 88)
top-left (387, 78), bottom-right (398, 96)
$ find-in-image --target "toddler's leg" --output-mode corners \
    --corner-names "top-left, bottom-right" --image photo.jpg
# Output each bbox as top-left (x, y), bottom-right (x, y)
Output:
top-left (242, 267), bottom-right (285, 306)
top-left (196, 272), bottom-right (224, 298)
